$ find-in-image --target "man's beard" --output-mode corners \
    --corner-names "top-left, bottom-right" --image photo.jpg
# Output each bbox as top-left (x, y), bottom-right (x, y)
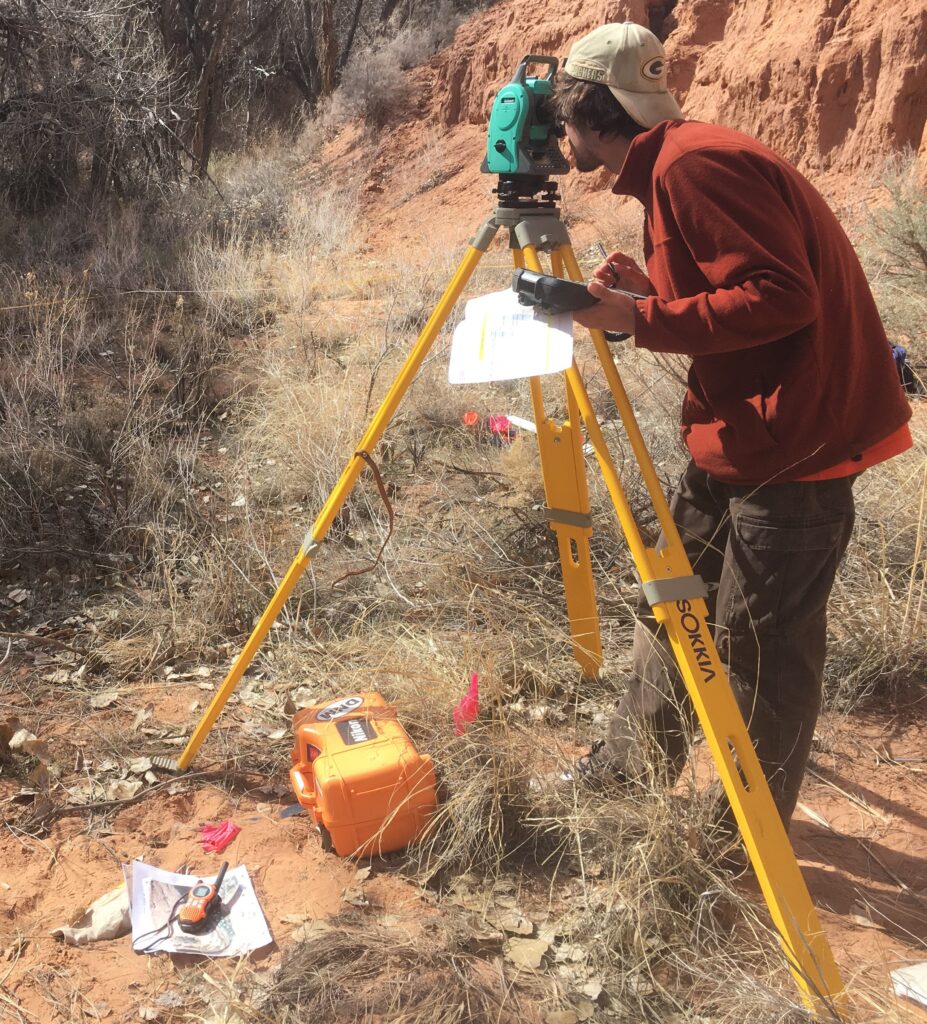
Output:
top-left (569, 143), bottom-right (602, 173)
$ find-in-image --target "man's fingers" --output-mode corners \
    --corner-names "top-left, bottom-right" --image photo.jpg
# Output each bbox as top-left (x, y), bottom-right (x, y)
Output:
top-left (587, 279), bottom-right (623, 303)
top-left (587, 279), bottom-right (610, 299)
top-left (574, 286), bottom-right (637, 334)
top-left (594, 260), bottom-right (630, 285)
top-left (605, 251), bottom-right (646, 274)
top-left (594, 252), bottom-right (648, 291)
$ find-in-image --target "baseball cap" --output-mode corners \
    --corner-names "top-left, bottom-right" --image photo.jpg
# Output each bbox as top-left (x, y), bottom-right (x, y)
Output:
top-left (564, 22), bottom-right (683, 128)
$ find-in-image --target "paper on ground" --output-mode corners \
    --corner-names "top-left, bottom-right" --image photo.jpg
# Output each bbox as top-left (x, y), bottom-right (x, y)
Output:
top-left (892, 962), bottom-right (927, 1008)
top-left (128, 859), bottom-right (272, 956)
top-left (51, 882), bottom-right (130, 945)
top-left (506, 413), bottom-right (594, 455)
top-left (449, 289), bottom-right (573, 384)
top-left (505, 415), bottom-right (537, 434)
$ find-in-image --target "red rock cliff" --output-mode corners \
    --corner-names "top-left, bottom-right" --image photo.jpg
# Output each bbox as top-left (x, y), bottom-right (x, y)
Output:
top-left (667, 0), bottom-right (927, 175)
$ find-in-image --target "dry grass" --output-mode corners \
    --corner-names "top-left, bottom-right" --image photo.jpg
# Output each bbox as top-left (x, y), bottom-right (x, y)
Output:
top-left (253, 910), bottom-right (550, 1023)
top-left (826, 441), bottom-right (927, 710)
top-left (828, 151), bottom-right (927, 709)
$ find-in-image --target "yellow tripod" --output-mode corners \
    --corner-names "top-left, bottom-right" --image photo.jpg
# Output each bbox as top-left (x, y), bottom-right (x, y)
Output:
top-left (173, 191), bottom-right (846, 1019)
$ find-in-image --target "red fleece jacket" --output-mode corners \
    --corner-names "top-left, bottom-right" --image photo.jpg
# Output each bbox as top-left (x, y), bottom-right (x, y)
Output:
top-left (615, 120), bottom-right (911, 484)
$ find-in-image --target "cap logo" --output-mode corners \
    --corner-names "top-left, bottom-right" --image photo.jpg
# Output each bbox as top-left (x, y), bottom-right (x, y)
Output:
top-left (641, 57), bottom-right (664, 81)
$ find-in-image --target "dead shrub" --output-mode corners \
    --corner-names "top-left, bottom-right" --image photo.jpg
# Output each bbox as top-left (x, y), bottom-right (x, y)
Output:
top-left (868, 152), bottom-right (927, 284)
top-left (259, 911), bottom-right (549, 1023)
top-left (0, 0), bottom-right (183, 209)
top-left (861, 153), bottom-right (926, 385)
top-left (332, 5), bottom-right (461, 130)
top-left (332, 45), bottom-right (412, 130)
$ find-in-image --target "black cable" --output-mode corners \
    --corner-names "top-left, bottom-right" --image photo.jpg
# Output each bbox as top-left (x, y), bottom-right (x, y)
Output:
top-left (133, 893), bottom-right (186, 954)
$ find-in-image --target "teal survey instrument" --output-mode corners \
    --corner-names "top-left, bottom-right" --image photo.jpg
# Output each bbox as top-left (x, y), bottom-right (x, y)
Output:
top-left (481, 55), bottom-right (568, 182)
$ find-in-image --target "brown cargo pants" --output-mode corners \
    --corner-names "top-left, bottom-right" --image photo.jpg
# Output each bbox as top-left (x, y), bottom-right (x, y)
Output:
top-left (603, 459), bottom-right (856, 827)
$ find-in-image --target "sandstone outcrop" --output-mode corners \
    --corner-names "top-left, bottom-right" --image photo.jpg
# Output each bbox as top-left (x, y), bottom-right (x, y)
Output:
top-left (667, 0), bottom-right (927, 176)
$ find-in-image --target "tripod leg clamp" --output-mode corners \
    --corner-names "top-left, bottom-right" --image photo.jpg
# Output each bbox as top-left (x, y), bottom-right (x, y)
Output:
top-left (639, 574), bottom-right (708, 607)
top-left (545, 507), bottom-right (593, 529)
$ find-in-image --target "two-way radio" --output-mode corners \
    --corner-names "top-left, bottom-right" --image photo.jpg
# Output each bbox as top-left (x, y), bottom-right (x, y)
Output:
top-left (177, 861), bottom-right (228, 934)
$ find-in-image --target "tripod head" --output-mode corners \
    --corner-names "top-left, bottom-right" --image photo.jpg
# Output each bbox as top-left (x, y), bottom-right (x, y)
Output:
top-left (482, 55), bottom-right (569, 208)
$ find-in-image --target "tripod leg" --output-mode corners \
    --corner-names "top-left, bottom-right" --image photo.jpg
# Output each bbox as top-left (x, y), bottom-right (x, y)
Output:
top-left (518, 244), bottom-right (602, 677)
top-left (176, 235), bottom-right (494, 770)
top-left (527, 376), bottom-right (602, 676)
top-left (557, 245), bottom-right (846, 1017)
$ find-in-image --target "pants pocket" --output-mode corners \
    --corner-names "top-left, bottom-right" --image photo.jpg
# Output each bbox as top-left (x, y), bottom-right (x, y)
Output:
top-left (726, 507), bottom-right (850, 633)
top-left (733, 512), bottom-right (846, 552)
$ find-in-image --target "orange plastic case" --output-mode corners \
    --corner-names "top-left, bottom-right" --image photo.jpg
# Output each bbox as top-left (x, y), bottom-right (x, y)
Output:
top-left (289, 692), bottom-right (437, 858)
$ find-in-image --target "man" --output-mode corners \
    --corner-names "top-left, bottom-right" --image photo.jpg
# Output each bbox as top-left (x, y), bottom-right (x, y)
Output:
top-left (554, 22), bottom-right (912, 827)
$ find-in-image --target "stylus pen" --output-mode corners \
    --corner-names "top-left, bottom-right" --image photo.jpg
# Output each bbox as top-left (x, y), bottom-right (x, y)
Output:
top-left (595, 241), bottom-right (647, 300)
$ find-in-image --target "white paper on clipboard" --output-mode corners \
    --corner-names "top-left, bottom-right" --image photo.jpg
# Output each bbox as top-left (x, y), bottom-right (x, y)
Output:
top-left (448, 289), bottom-right (573, 384)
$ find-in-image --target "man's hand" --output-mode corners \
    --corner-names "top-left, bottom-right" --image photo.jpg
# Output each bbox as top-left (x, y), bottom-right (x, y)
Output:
top-left (573, 282), bottom-right (638, 334)
top-left (593, 250), bottom-right (651, 296)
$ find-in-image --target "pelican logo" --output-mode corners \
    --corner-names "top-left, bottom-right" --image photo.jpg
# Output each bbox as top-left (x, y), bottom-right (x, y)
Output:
top-left (641, 57), bottom-right (665, 81)
top-left (316, 695), bottom-right (364, 722)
